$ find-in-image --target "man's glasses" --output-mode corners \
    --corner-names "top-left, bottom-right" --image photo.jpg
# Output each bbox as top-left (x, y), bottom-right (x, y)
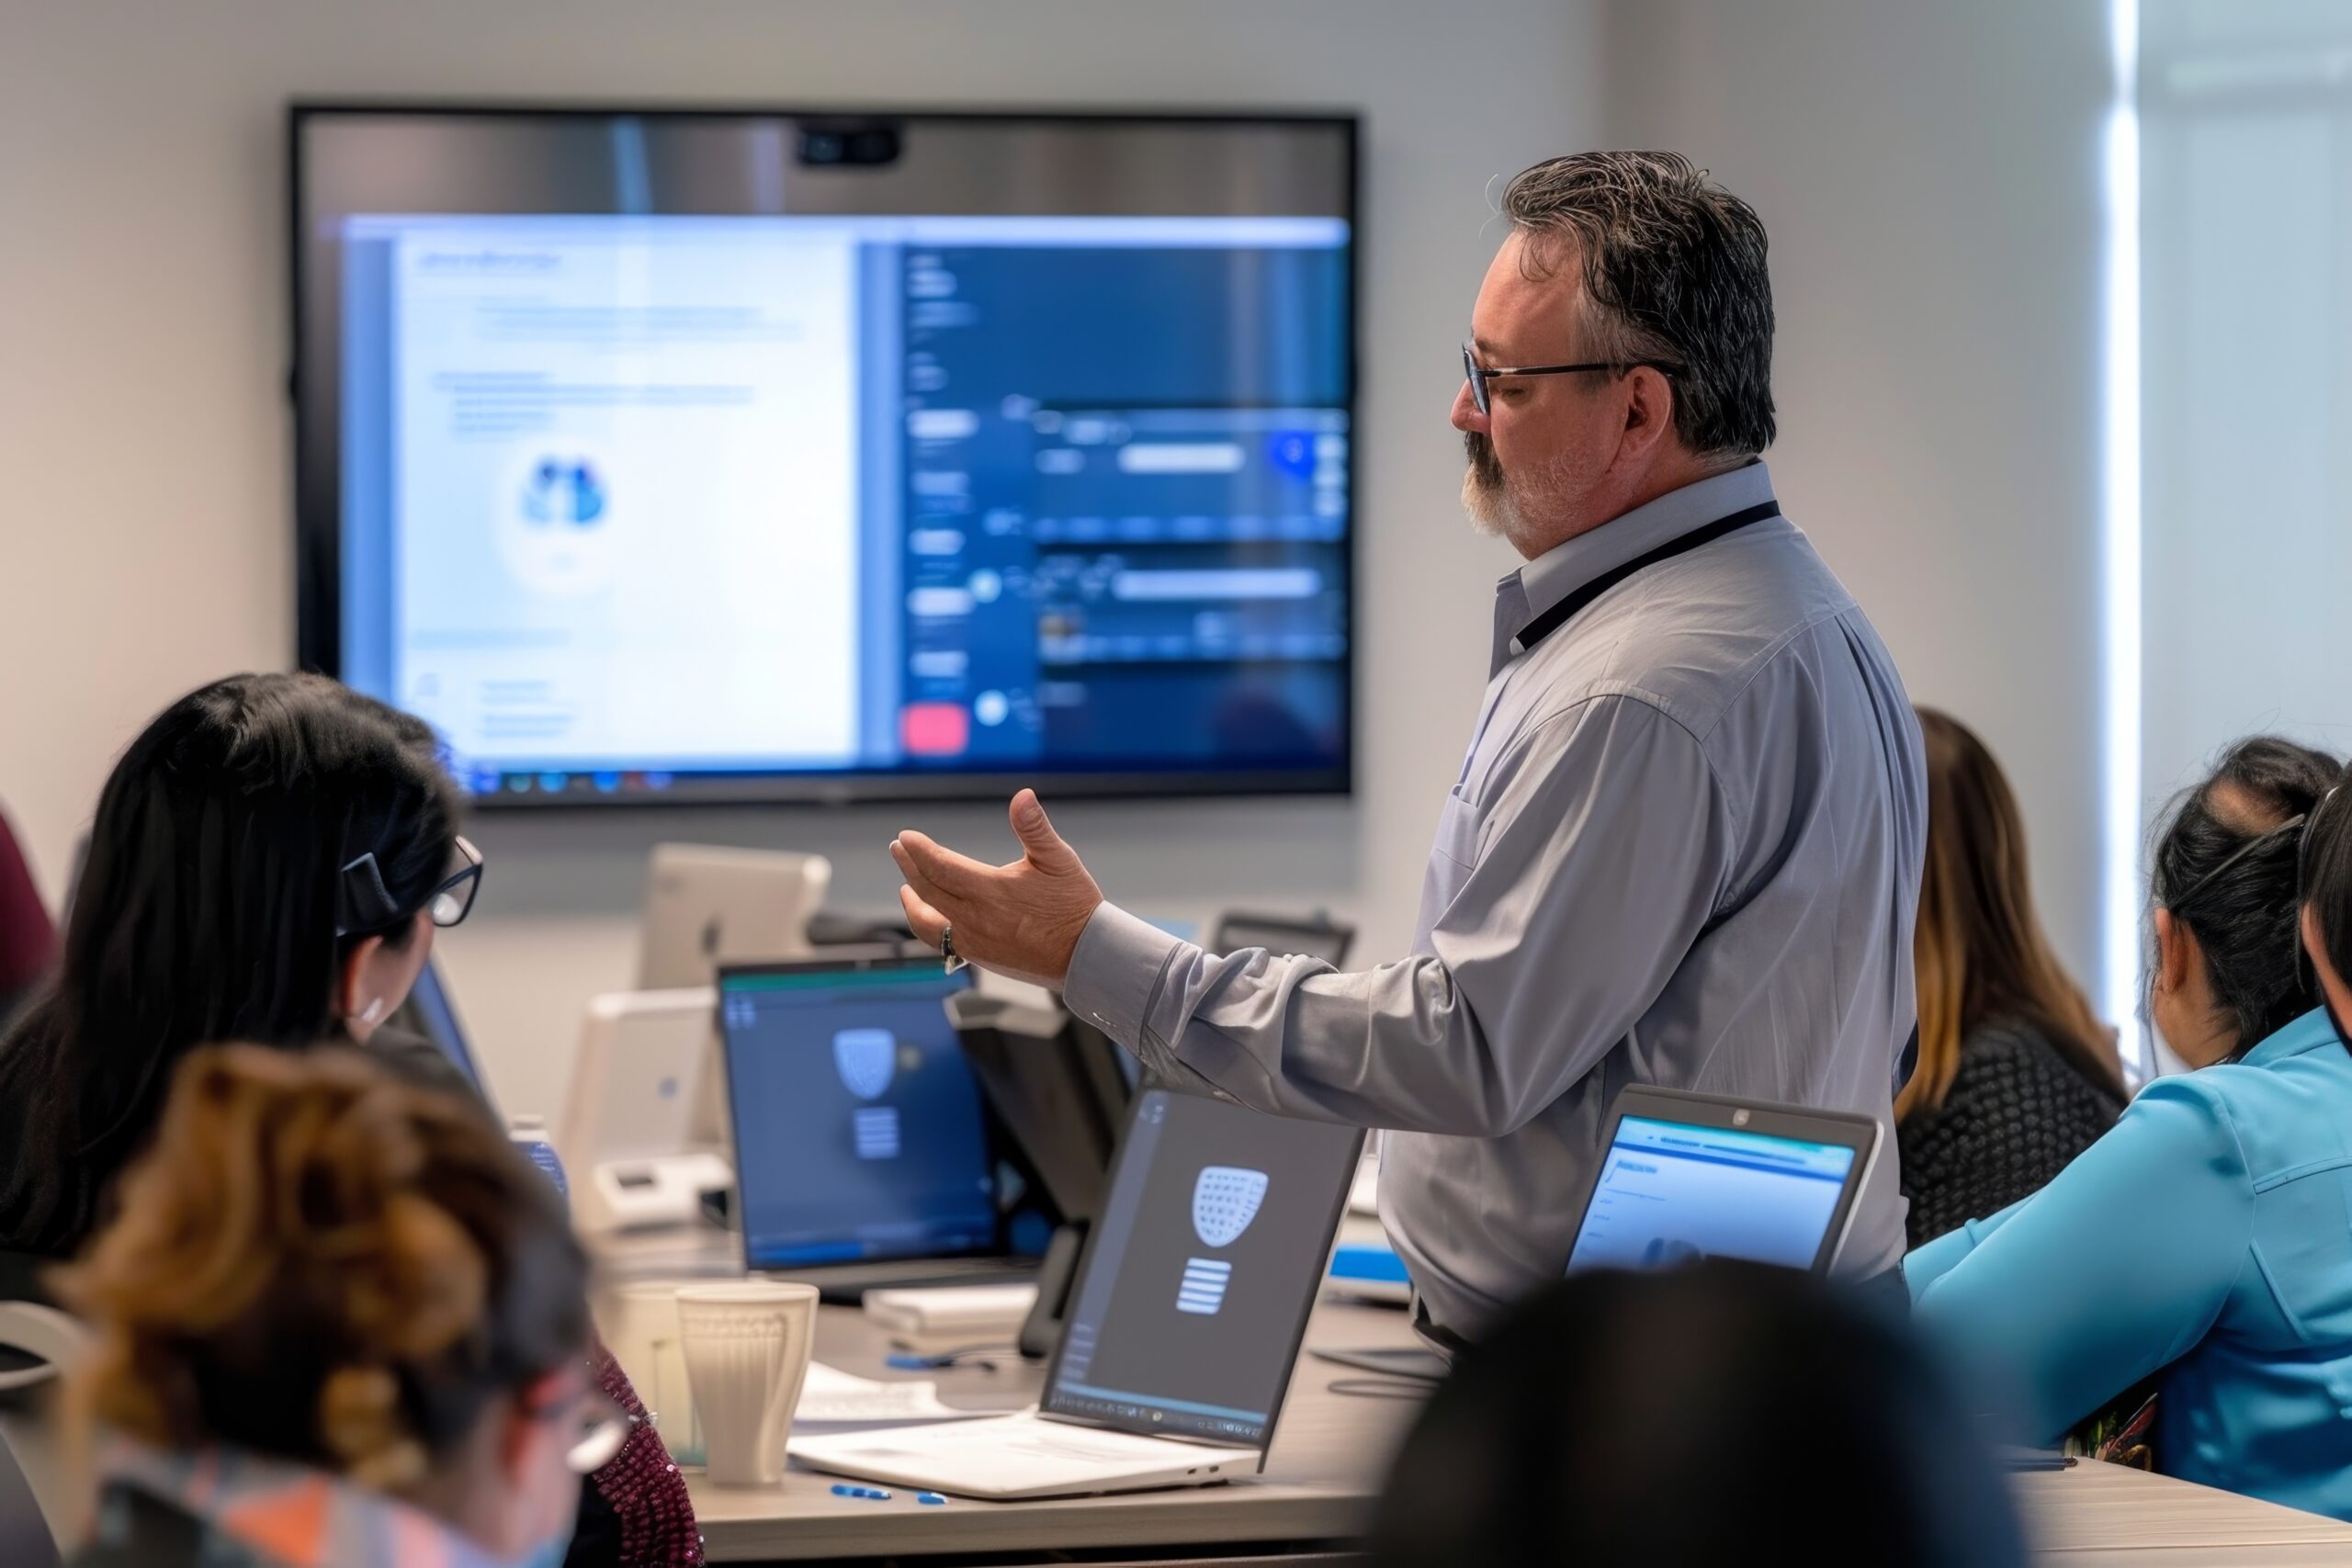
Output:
top-left (1461, 342), bottom-right (1685, 416)
top-left (336, 834), bottom-right (484, 937)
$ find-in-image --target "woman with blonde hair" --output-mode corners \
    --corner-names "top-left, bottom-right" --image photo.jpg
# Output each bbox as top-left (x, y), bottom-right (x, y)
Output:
top-left (57, 1044), bottom-right (623, 1567)
top-left (1896, 709), bottom-right (2125, 1246)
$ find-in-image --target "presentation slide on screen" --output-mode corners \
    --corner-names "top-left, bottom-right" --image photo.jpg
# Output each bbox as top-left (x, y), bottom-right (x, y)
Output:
top-left (389, 225), bottom-right (861, 769)
top-left (340, 211), bottom-right (1351, 792)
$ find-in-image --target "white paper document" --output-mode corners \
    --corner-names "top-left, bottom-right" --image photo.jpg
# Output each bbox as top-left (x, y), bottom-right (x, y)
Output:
top-left (795, 1361), bottom-right (991, 1425)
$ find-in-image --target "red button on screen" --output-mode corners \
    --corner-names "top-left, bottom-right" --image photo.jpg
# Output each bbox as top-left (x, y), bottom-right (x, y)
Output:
top-left (900, 702), bottom-right (970, 757)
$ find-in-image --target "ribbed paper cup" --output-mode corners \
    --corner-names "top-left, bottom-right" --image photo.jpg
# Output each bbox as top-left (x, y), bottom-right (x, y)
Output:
top-left (676, 1282), bottom-right (819, 1487)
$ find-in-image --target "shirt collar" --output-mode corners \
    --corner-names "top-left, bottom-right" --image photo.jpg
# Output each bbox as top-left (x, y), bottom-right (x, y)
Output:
top-left (2238, 1007), bottom-right (2347, 1067)
top-left (1490, 460), bottom-right (1777, 677)
top-left (98, 1438), bottom-right (526, 1568)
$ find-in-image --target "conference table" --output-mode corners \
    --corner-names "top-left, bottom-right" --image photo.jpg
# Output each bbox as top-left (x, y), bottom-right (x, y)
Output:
top-left (672, 1295), bottom-right (2352, 1566)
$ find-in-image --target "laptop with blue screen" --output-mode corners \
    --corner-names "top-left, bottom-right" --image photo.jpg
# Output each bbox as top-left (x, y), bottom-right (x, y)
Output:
top-left (1567, 1085), bottom-right (1882, 1276)
top-left (718, 955), bottom-right (1038, 1300)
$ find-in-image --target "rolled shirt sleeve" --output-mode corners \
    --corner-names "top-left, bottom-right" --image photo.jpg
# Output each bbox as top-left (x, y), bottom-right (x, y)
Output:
top-left (1062, 695), bottom-right (1734, 1137)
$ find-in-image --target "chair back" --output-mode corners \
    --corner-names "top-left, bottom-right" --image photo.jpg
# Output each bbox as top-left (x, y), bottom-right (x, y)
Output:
top-left (0, 1303), bottom-right (84, 1395)
top-left (0, 1423), bottom-right (62, 1568)
top-left (0, 807), bottom-right (56, 1023)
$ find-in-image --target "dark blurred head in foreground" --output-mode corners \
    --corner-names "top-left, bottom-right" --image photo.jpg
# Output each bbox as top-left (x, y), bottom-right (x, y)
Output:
top-left (1372, 1260), bottom-right (2028, 1568)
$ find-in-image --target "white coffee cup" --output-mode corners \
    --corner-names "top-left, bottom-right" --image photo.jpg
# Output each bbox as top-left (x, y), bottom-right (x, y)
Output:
top-left (675, 1282), bottom-right (819, 1487)
top-left (594, 1281), bottom-right (704, 1467)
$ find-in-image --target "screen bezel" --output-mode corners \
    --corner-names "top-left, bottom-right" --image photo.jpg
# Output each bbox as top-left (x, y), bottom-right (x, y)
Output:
top-left (1575, 1085), bottom-right (1883, 1277)
top-left (288, 101), bottom-right (1361, 809)
top-left (715, 953), bottom-right (1004, 1271)
top-left (1036, 1085), bottom-right (1364, 1455)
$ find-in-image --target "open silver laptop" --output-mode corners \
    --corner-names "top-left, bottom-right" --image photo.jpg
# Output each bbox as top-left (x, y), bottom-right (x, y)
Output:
top-left (789, 1087), bottom-right (1364, 1499)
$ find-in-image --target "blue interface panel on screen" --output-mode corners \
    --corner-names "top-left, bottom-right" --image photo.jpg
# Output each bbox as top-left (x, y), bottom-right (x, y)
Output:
top-left (718, 964), bottom-right (997, 1269)
top-left (329, 205), bottom-right (1351, 800)
top-left (1566, 1115), bottom-right (1858, 1273)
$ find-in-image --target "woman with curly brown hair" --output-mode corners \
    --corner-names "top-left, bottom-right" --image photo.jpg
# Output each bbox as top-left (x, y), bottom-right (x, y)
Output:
top-left (58, 1043), bottom-right (616, 1567)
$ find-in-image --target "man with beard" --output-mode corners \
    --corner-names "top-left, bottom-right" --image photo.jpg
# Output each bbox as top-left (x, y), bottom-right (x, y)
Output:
top-left (888, 152), bottom-right (1928, 1348)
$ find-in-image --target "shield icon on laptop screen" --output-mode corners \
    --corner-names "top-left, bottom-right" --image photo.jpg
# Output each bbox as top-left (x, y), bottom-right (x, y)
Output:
top-left (832, 1028), bottom-right (897, 1101)
top-left (1192, 1167), bottom-right (1270, 1249)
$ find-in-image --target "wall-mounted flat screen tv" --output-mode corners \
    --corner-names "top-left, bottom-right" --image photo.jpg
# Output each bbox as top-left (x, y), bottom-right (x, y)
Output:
top-left (292, 106), bottom-right (1356, 807)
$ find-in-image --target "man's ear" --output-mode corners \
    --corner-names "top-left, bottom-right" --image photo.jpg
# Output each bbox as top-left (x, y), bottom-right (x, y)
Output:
top-left (1616, 364), bottom-right (1678, 465)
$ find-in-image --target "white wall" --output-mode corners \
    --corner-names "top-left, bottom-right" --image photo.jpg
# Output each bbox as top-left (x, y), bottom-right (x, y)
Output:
top-left (0, 0), bottom-right (1604, 1116)
top-left (1599, 0), bottom-right (2117, 1000)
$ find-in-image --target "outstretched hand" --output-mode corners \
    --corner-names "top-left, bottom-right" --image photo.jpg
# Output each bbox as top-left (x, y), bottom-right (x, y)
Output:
top-left (891, 790), bottom-right (1104, 989)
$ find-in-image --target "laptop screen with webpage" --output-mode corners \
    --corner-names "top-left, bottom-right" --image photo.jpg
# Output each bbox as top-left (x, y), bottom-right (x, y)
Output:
top-left (718, 961), bottom-right (996, 1269)
top-left (1040, 1089), bottom-right (1363, 1447)
top-left (1568, 1113), bottom-right (1860, 1273)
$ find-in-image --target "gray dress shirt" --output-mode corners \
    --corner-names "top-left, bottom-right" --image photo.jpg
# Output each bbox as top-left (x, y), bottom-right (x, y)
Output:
top-left (1063, 462), bottom-right (1927, 1344)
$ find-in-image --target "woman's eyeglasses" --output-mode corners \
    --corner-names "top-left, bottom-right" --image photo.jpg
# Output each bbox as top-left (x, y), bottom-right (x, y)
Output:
top-left (523, 1370), bottom-right (637, 1474)
top-left (421, 836), bottom-right (483, 928)
top-left (335, 835), bottom-right (484, 937)
top-left (560, 1388), bottom-right (637, 1474)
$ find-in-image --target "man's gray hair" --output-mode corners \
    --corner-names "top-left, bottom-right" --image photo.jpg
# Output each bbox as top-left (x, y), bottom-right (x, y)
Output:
top-left (1499, 151), bottom-right (1775, 459)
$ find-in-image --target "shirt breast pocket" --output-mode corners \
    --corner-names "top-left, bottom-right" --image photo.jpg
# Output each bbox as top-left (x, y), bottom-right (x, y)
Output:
top-left (1431, 786), bottom-right (1486, 871)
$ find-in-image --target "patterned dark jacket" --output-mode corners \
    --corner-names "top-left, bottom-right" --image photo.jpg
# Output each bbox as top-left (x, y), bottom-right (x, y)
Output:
top-left (1898, 1018), bottom-right (2126, 1249)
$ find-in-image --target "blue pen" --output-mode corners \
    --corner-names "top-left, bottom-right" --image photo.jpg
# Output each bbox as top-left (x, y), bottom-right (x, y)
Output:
top-left (917, 1491), bottom-right (949, 1506)
top-left (830, 1483), bottom-right (894, 1500)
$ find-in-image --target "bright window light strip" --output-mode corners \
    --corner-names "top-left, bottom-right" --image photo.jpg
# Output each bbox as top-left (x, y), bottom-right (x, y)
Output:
top-left (2103, 0), bottom-right (2146, 1080)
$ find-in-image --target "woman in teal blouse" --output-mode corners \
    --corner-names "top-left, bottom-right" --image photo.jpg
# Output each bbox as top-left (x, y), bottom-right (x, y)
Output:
top-left (1907, 739), bottom-right (2352, 1519)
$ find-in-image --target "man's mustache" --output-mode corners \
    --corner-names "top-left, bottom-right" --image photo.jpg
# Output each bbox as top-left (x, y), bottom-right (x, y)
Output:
top-left (1464, 430), bottom-right (1506, 491)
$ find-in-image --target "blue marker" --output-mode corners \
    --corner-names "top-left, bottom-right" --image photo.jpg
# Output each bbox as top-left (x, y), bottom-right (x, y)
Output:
top-left (917, 1491), bottom-right (949, 1506)
top-left (830, 1483), bottom-right (894, 1500)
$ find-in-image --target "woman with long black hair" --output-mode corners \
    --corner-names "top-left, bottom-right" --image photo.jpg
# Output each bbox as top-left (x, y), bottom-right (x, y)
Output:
top-left (0, 671), bottom-right (699, 1565)
top-left (0, 672), bottom-right (475, 1252)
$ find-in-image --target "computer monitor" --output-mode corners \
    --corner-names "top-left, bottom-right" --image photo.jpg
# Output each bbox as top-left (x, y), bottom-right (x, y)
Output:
top-left (718, 956), bottom-right (999, 1269)
top-left (1040, 1087), bottom-right (1363, 1447)
top-left (557, 987), bottom-right (731, 1235)
top-left (1208, 909), bottom-right (1355, 967)
top-left (945, 991), bottom-right (1130, 1224)
top-left (293, 107), bottom-right (1358, 808)
top-left (638, 844), bottom-right (831, 990)
top-left (1566, 1087), bottom-right (1881, 1276)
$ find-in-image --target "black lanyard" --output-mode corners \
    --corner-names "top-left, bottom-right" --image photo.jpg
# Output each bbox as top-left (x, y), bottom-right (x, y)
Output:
top-left (1511, 500), bottom-right (1783, 656)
